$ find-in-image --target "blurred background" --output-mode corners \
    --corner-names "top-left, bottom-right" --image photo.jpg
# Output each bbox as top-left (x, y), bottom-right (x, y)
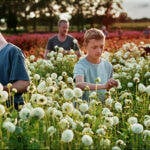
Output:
top-left (0, 0), bottom-right (149, 33)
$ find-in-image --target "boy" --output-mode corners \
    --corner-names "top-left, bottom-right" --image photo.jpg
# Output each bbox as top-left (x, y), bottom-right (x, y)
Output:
top-left (73, 28), bottom-right (118, 101)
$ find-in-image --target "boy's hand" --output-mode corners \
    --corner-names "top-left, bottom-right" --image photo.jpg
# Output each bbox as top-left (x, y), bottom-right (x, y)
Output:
top-left (105, 78), bottom-right (118, 90)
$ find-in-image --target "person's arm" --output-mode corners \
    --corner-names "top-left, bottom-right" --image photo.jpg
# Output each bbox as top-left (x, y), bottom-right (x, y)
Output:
top-left (3, 80), bottom-right (30, 93)
top-left (75, 75), bottom-right (118, 91)
top-left (44, 37), bottom-right (54, 59)
top-left (44, 49), bottom-right (50, 59)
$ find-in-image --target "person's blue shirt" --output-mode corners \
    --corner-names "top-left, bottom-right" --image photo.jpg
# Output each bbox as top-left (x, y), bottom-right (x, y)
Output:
top-left (0, 43), bottom-right (29, 105)
top-left (73, 57), bottom-right (113, 101)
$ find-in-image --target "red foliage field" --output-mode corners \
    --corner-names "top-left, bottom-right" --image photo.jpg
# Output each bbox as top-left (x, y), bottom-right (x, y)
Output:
top-left (4, 31), bottom-right (150, 58)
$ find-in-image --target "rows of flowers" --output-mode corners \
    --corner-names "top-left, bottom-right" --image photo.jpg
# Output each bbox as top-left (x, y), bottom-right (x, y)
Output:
top-left (0, 42), bottom-right (150, 149)
top-left (4, 31), bottom-right (150, 58)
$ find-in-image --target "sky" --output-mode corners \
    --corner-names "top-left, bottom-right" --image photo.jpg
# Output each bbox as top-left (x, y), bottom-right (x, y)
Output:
top-left (122, 0), bottom-right (150, 19)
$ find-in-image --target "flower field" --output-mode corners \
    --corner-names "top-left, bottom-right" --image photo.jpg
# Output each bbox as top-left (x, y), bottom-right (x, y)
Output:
top-left (0, 33), bottom-right (150, 149)
top-left (4, 31), bottom-right (150, 59)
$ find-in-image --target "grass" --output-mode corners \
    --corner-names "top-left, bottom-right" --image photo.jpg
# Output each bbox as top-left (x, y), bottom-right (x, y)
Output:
top-left (112, 22), bottom-right (150, 31)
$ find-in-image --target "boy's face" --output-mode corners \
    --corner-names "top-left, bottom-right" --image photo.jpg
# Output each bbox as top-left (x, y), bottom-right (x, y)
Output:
top-left (86, 39), bottom-right (105, 60)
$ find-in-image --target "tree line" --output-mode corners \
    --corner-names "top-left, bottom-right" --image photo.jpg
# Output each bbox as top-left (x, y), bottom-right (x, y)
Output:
top-left (0, 0), bottom-right (128, 33)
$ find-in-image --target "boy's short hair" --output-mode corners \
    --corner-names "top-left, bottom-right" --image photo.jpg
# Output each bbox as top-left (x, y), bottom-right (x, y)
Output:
top-left (58, 19), bottom-right (69, 26)
top-left (84, 28), bottom-right (105, 44)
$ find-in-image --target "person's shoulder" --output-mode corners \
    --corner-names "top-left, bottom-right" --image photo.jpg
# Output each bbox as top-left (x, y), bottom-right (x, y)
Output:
top-left (7, 43), bottom-right (24, 57)
top-left (48, 35), bottom-right (57, 41)
top-left (7, 43), bottom-right (22, 52)
top-left (67, 34), bottom-right (74, 40)
top-left (76, 57), bottom-right (88, 66)
top-left (101, 58), bottom-right (112, 67)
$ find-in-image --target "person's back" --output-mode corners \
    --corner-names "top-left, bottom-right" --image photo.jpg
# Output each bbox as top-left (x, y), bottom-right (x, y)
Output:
top-left (0, 33), bottom-right (30, 110)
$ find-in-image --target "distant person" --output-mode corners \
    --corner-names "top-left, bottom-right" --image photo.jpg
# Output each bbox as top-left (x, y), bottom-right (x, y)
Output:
top-left (117, 27), bottom-right (123, 40)
top-left (101, 25), bottom-right (109, 38)
top-left (44, 19), bottom-right (81, 59)
top-left (0, 32), bottom-right (30, 110)
top-left (73, 28), bottom-right (118, 102)
top-left (143, 26), bottom-right (150, 39)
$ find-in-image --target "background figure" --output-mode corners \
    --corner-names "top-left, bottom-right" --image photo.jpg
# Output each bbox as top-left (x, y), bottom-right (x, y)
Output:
top-left (143, 26), bottom-right (150, 39)
top-left (101, 25), bottom-right (109, 38)
top-left (0, 33), bottom-right (30, 110)
top-left (44, 19), bottom-right (81, 59)
top-left (73, 28), bottom-right (118, 102)
top-left (117, 27), bottom-right (123, 40)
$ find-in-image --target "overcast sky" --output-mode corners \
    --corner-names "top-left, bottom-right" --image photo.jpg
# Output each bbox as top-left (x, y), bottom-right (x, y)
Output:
top-left (122, 0), bottom-right (150, 19)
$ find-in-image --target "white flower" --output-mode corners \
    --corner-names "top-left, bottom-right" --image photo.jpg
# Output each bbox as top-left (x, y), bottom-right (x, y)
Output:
top-left (104, 117), bottom-right (114, 127)
top-left (59, 118), bottom-right (70, 130)
top-left (57, 52), bottom-right (63, 58)
top-left (0, 83), bottom-right (3, 91)
top-left (61, 129), bottom-right (74, 143)
top-left (30, 94), bottom-right (38, 103)
top-left (37, 95), bottom-right (48, 105)
top-left (105, 97), bottom-right (113, 107)
top-left (95, 77), bottom-right (101, 83)
top-left (82, 127), bottom-right (94, 135)
top-left (144, 119), bottom-right (150, 128)
top-left (73, 88), bottom-right (83, 98)
top-left (145, 85), bottom-right (150, 95)
top-left (23, 103), bottom-right (33, 110)
top-left (100, 138), bottom-right (111, 148)
top-left (116, 79), bottom-right (122, 89)
top-left (112, 146), bottom-right (121, 150)
top-left (73, 39), bottom-right (78, 44)
top-left (0, 104), bottom-right (5, 116)
top-left (96, 128), bottom-right (106, 136)
top-left (143, 130), bottom-right (150, 140)
top-left (102, 108), bottom-right (113, 117)
top-left (114, 102), bottom-right (122, 112)
top-left (3, 121), bottom-right (16, 133)
top-left (52, 109), bottom-right (63, 120)
top-left (29, 55), bottom-right (35, 62)
top-left (57, 56), bottom-right (63, 61)
top-left (89, 91), bottom-right (97, 98)
top-left (54, 45), bottom-right (58, 50)
top-left (127, 82), bottom-right (133, 88)
top-left (47, 126), bottom-right (56, 136)
top-left (58, 76), bottom-right (63, 81)
top-left (33, 74), bottom-right (40, 81)
top-left (133, 77), bottom-right (140, 83)
top-left (67, 77), bottom-right (73, 83)
top-left (46, 77), bottom-right (53, 85)
top-left (51, 73), bottom-right (57, 79)
top-left (62, 102), bottom-right (74, 114)
top-left (62, 71), bottom-right (67, 76)
top-left (72, 109), bottom-right (82, 119)
top-left (128, 117), bottom-right (138, 125)
top-left (19, 107), bottom-right (31, 120)
top-left (116, 139), bottom-right (126, 147)
top-left (63, 88), bottom-right (74, 100)
top-left (79, 103), bottom-right (89, 113)
top-left (144, 72), bottom-right (150, 78)
top-left (37, 81), bottom-right (46, 93)
top-left (58, 47), bottom-right (64, 52)
top-left (0, 90), bottom-right (8, 102)
top-left (30, 107), bottom-right (45, 119)
top-left (131, 123), bottom-right (143, 134)
top-left (138, 83), bottom-right (146, 93)
top-left (81, 135), bottom-right (93, 146)
top-left (113, 116), bottom-right (119, 125)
